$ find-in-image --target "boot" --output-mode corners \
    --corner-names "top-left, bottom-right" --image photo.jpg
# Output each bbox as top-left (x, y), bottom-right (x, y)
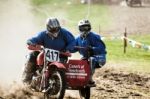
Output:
top-left (89, 76), bottom-right (95, 84)
top-left (22, 62), bottom-right (35, 85)
top-left (88, 74), bottom-right (96, 86)
top-left (87, 76), bottom-right (96, 87)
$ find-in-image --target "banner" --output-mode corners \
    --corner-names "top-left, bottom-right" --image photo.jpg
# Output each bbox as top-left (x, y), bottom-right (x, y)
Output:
top-left (101, 36), bottom-right (150, 51)
top-left (122, 37), bottom-right (150, 51)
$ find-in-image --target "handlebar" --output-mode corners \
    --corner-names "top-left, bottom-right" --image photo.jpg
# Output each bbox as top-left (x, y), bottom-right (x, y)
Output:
top-left (60, 52), bottom-right (71, 57)
top-left (27, 44), bottom-right (43, 51)
top-left (28, 44), bottom-right (71, 57)
top-left (74, 46), bottom-right (93, 58)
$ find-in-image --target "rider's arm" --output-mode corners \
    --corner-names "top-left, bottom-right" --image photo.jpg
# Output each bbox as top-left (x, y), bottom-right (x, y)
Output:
top-left (61, 28), bottom-right (76, 52)
top-left (69, 36), bottom-right (81, 53)
top-left (90, 34), bottom-right (106, 55)
top-left (27, 44), bottom-right (42, 50)
top-left (26, 31), bottom-right (45, 50)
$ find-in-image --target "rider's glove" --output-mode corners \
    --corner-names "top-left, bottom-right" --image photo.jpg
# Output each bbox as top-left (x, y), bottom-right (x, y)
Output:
top-left (65, 51), bottom-right (71, 57)
top-left (27, 40), bottom-right (34, 45)
top-left (87, 46), bottom-right (94, 56)
top-left (87, 46), bottom-right (93, 51)
top-left (27, 40), bottom-right (43, 50)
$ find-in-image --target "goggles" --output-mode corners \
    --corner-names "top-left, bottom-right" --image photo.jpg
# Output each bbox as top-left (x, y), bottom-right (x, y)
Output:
top-left (79, 25), bottom-right (91, 32)
top-left (47, 26), bottom-right (60, 34)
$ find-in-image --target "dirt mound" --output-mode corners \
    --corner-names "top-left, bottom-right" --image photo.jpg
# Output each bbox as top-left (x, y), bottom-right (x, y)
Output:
top-left (92, 68), bottom-right (150, 99)
top-left (0, 68), bottom-right (150, 99)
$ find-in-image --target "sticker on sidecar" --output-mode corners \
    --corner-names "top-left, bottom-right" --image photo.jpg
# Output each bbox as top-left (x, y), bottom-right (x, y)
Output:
top-left (66, 64), bottom-right (87, 77)
top-left (66, 73), bottom-right (87, 76)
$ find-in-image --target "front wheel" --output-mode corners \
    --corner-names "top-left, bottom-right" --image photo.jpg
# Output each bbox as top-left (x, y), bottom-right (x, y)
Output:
top-left (79, 87), bottom-right (90, 99)
top-left (44, 70), bottom-right (66, 99)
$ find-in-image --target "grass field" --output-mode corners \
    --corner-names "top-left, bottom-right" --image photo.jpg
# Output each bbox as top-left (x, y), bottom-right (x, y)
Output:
top-left (29, 0), bottom-right (150, 73)
top-left (105, 34), bottom-right (150, 73)
top-left (30, 0), bottom-right (110, 32)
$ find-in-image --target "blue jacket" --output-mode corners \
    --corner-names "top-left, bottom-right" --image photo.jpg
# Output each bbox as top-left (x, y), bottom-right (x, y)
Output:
top-left (74, 32), bottom-right (106, 58)
top-left (27, 28), bottom-right (75, 51)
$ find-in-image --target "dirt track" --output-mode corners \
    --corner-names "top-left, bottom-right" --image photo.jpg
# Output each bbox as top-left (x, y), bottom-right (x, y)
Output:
top-left (91, 68), bottom-right (150, 99)
top-left (0, 68), bottom-right (150, 99)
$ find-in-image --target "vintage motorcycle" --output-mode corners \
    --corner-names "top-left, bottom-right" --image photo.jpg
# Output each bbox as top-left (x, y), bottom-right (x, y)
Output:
top-left (28, 46), bottom-right (95, 99)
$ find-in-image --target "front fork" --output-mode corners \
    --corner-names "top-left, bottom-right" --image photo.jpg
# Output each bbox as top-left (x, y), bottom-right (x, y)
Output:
top-left (40, 65), bottom-right (50, 92)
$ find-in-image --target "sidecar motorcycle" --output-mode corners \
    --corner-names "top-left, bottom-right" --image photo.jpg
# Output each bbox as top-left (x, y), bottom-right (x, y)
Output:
top-left (27, 47), bottom-right (95, 99)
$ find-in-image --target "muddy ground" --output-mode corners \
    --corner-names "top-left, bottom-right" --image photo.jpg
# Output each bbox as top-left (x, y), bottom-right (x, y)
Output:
top-left (0, 68), bottom-right (150, 99)
top-left (0, 1), bottom-right (150, 99)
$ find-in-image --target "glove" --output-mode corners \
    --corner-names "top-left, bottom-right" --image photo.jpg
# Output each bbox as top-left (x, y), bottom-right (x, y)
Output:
top-left (87, 46), bottom-right (94, 56)
top-left (27, 40), bottom-right (34, 45)
top-left (27, 44), bottom-right (43, 50)
top-left (87, 46), bottom-right (93, 51)
top-left (65, 51), bottom-right (71, 57)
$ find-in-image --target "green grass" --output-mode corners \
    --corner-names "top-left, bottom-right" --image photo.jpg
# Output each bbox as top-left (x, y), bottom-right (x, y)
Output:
top-left (104, 34), bottom-right (150, 73)
top-left (29, 0), bottom-right (150, 73)
top-left (29, 0), bottom-right (111, 33)
top-left (105, 39), bottom-right (150, 61)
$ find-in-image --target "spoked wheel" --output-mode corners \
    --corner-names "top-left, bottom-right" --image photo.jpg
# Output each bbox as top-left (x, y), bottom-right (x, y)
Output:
top-left (44, 70), bottom-right (66, 99)
top-left (79, 87), bottom-right (90, 99)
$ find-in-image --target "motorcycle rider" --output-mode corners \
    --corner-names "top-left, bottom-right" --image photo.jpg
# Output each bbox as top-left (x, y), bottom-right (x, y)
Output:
top-left (73, 19), bottom-right (107, 85)
top-left (22, 17), bottom-right (75, 85)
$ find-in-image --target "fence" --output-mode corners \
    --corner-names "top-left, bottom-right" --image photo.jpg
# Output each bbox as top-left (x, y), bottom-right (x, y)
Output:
top-left (101, 30), bottom-right (150, 53)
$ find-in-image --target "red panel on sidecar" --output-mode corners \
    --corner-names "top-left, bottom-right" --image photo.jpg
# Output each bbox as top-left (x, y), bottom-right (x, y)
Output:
top-left (66, 59), bottom-right (90, 87)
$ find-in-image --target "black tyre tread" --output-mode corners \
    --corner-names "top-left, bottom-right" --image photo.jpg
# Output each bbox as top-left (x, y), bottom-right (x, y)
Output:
top-left (45, 70), bottom-right (66, 99)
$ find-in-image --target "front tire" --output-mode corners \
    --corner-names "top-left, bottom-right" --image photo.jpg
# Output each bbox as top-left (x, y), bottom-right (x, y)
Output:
top-left (45, 70), bottom-right (66, 99)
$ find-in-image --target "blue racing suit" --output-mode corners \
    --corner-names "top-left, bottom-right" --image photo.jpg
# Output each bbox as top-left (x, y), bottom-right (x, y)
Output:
top-left (27, 28), bottom-right (75, 51)
top-left (22, 28), bottom-right (75, 83)
top-left (73, 32), bottom-right (106, 74)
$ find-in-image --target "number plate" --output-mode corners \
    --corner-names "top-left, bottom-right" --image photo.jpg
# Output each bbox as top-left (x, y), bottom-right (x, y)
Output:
top-left (45, 48), bottom-right (60, 62)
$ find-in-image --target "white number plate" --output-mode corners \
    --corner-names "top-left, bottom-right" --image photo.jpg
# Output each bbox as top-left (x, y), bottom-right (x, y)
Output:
top-left (45, 48), bottom-right (60, 62)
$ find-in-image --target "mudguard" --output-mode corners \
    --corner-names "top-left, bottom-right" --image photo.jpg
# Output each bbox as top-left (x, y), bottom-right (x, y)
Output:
top-left (36, 51), bottom-right (44, 65)
top-left (37, 52), bottom-right (66, 69)
top-left (48, 62), bottom-right (66, 70)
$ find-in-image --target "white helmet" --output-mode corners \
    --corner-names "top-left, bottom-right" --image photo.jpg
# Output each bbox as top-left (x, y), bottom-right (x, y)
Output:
top-left (46, 17), bottom-right (60, 37)
top-left (78, 19), bottom-right (91, 38)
